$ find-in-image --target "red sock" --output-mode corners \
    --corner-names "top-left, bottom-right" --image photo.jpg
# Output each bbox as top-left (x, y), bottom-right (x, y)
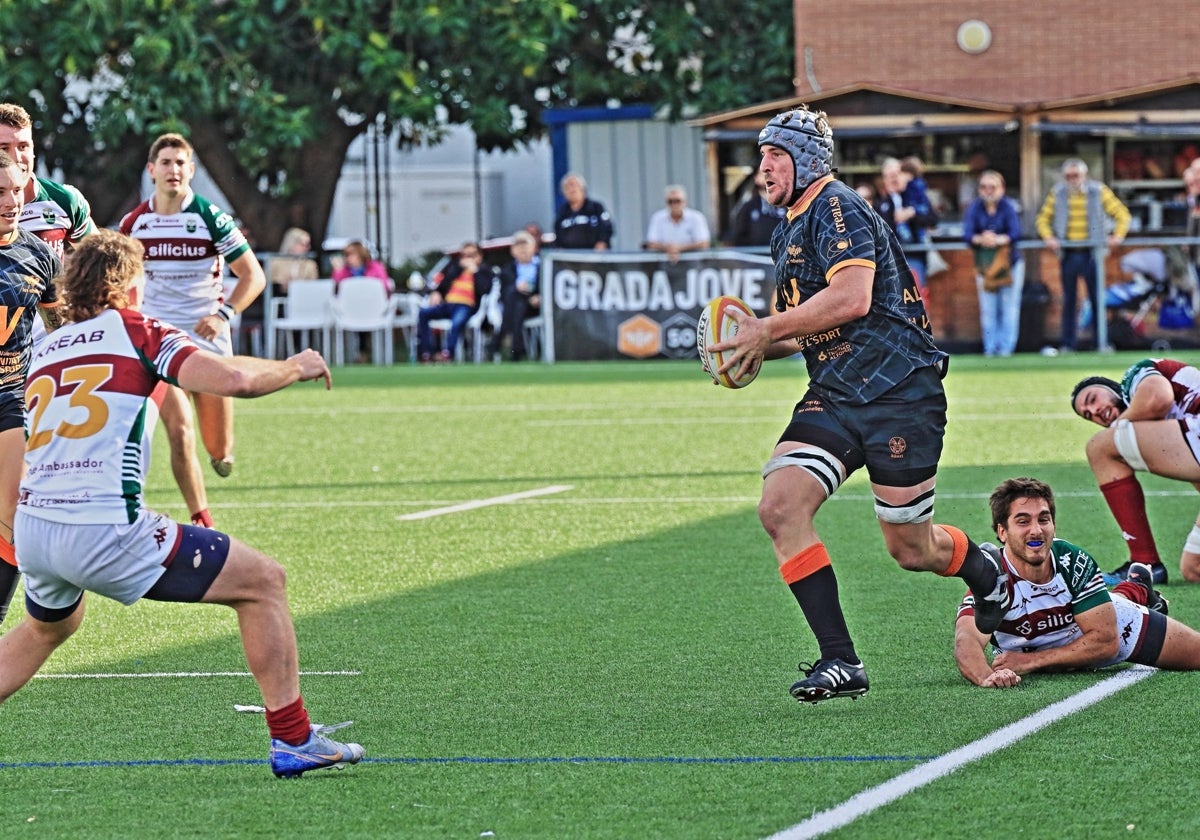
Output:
top-left (265, 695), bottom-right (312, 746)
top-left (1113, 581), bottom-right (1148, 606)
top-left (1099, 477), bottom-right (1161, 564)
top-left (190, 509), bottom-right (214, 528)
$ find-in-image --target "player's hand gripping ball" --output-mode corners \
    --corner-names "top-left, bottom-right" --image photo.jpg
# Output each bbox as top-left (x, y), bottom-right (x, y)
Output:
top-left (697, 295), bottom-right (761, 389)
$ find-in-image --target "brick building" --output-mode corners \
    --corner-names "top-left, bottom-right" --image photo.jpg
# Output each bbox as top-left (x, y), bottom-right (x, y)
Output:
top-left (695, 0), bottom-right (1200, 348)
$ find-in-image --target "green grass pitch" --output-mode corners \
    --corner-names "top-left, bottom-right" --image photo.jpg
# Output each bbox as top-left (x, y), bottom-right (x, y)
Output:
top-left (3, 352), bottom-right (1199, 838)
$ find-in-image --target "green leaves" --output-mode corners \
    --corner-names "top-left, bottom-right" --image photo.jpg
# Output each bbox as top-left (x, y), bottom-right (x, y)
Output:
top-left (0, 1), bottom-right (792, 244)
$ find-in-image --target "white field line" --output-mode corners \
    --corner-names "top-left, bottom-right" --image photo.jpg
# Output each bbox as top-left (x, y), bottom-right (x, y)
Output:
top-left (396, 484), bottom-right (574, 520)
top-left (33, 670), bottom-right (361, 679)
top-left (195, 487), bottom-right (1196, 513)
top-left (767, 666), bottom-right (1156, 840)
top-left (235, 396), bottom-right (1070, 417)
top-left (526, 414), bottom-right (1080, 426)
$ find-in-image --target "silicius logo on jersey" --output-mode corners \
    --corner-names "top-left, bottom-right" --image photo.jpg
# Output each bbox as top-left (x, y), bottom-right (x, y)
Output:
top-left (147, 242), bottom-right (209, 258)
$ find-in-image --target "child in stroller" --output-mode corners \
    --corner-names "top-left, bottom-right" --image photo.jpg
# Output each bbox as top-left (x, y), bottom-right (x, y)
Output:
top-left (1105, 245), bottom-right (1197, 349)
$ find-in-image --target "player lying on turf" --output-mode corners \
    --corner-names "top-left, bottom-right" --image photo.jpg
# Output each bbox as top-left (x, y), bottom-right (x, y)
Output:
top-left (1071, 358), bottom-right (1200, 584)
top-left (0, 229), bottom-right (363, 778)
top-left (954, 477), bottom-right (1200, 689)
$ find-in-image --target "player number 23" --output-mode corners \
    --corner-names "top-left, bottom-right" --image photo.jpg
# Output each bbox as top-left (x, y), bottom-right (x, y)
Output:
top-left (25, 364), bottom-right (113, 451)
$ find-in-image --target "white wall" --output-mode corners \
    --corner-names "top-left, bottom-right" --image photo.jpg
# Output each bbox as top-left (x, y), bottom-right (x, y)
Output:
top-left (564, 120), bottom-right (710, 252)
top-left (157, 119), bottom-right (710, 266)
top-left (327, 125), bottom-right (554, 262)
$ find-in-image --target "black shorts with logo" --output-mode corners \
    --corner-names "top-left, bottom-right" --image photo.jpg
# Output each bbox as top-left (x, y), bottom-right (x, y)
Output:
top-left (778, 365), bottom-right (947, 487)
top-left (0, 392), bottom-right (24, 434)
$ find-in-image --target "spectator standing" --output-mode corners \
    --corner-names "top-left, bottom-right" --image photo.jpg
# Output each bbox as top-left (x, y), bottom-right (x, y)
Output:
top-left (553, 173), bottom-right (612, 250)
top-left (956, 150), bottom-right (992, 214)
top-left (268, 227), bottom-right (319, 296)
top-left (416, 243), bottom-right (495, 363)
top-left (724, 170), bottom-right (786, 247)
top-left (1035, 158), bottom-right (1131, 352)
top-left (0, 229), bottom-right (364, 778)
top-left (963, 170), bottom-right (1024, 357)
top-left (489, 230), bottom-right (542, 362)
top-left (874, 156), bottom-right (939, 288)
top-left (1185, 161), bottom-right (1200, 272)
top-left (120, 133), bottom-right (266, 509)
top-left (645, 185), bottom-right (711, 263)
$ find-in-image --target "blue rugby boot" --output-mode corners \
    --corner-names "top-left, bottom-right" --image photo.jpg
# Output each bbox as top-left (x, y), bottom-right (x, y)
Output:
top-left (270, 722), bottom-right (365, 779)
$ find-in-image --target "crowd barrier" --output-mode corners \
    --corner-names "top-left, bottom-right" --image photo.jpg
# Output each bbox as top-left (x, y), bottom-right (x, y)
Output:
top-left (257, 236), bottom-right (1200, 363)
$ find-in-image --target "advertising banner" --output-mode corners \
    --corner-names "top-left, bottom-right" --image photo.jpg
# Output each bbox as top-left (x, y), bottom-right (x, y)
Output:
top-left (539, 249), bottom-right (774, 362)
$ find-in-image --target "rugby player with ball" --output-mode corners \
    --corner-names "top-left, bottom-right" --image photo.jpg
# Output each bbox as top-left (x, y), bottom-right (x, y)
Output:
top-left (707, 106), bottom-right (1007, 703)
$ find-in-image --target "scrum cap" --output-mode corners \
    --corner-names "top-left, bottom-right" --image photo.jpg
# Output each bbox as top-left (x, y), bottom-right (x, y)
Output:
top-left (758, 106), bottom-right (834, 201)
top-left (1070, 375), bottom-right (1126, 415)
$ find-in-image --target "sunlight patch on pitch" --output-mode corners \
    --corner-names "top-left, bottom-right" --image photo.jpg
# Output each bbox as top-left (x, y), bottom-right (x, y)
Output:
top-left (768, 666), bottom-right (1156, 839)
top-left (397, 485), bottom-right (574, 520)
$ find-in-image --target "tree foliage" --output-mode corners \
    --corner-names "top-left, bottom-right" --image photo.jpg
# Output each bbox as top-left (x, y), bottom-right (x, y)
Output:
top-left (0, 1), bottom-right (793, 250)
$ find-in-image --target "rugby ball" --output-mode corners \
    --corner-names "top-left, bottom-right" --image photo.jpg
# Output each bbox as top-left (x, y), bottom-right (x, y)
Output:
top-left (697, 295), bottom-right (761, 389)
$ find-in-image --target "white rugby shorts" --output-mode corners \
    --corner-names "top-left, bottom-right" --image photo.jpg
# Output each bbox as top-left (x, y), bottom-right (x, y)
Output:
top-left (15, 510), bottom-right (181, 609)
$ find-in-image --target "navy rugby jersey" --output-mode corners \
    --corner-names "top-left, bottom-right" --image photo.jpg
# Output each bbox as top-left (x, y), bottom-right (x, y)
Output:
top-left (0, 228), bottom-right (61, 393)
top-left (769, 175), bottom-right (946, 404)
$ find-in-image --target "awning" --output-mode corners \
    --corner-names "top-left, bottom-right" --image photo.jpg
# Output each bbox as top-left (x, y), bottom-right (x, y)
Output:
top-left (705, 122), bottom-right (1018, 142)
top-left (1033, 122), bottom-right (1200, 138)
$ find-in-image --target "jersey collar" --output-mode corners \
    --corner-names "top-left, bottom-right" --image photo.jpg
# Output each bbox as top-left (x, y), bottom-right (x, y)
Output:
top-left (786, 175), bottom-right (836, 222)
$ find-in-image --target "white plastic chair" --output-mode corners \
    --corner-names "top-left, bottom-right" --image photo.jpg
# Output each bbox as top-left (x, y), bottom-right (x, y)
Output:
top-left (468, 283), bottom-right (504, 362)
top-left (331, 278), bottom-right (397, 365)
top-left (271, 279), bottom-right (335, 359)
top-left (522, 314), bottom-right (545, 361)
top-left (392, 293), bottom-right (420, 363)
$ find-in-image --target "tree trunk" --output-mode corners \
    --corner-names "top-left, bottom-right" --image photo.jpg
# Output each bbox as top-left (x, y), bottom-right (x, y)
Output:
top-left (187, 116), bottom-right (363, 253)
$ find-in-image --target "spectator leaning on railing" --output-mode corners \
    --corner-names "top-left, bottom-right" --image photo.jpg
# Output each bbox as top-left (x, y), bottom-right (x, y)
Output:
top-left (644, 185), bottom-right (711, 264)
top-left (1035, 158), bottom-right (1131, 353)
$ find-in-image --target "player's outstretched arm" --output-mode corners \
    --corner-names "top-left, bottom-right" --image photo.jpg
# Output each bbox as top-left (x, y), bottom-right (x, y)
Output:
top-left (953, 617), bottom-right (1022, 688)
top-left (991, 603), bottom-right (1118, 675)
top-left (1121, 373), bottom-right (1174, 422)
top-left (177, 349), bottom-right (332, 398)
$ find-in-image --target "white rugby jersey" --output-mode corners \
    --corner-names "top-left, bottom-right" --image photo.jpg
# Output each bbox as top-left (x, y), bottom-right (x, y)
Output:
top-left (118, 189), bottom-right (250, 328)
top-left (19, 308), bottom-right (198, 524)
top-left (957, 538), bottom-right (1111, 653)
top-left (20, 177), bottom-right (97, 261)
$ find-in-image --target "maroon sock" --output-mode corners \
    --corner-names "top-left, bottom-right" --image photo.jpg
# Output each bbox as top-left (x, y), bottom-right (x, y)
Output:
top-left (1113, 581), bottom-right (1147, 606)
top-left (1099, 477), bottom-right (1161, 564)
top-left (265, 695), bottom-right (312, 746)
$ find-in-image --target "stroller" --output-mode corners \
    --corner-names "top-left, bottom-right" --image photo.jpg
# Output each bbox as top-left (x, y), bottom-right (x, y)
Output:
top-left (1104, 246), bottom-right (1198, 350)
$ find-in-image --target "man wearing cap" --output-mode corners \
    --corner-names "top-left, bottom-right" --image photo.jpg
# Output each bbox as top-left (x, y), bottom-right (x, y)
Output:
top-left (1071, 357), bottom-right (1200, 584)
top-left (709, 106), bottom-right (1006, 704)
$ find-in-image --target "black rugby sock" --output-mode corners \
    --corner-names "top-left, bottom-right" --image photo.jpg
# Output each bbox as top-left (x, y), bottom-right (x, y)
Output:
top-left (789, 565), bottom-right (859, 664)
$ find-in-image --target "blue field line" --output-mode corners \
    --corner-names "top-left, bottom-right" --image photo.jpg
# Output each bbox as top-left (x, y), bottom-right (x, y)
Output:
top-left (0, 754), bottom-right (934, 771)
